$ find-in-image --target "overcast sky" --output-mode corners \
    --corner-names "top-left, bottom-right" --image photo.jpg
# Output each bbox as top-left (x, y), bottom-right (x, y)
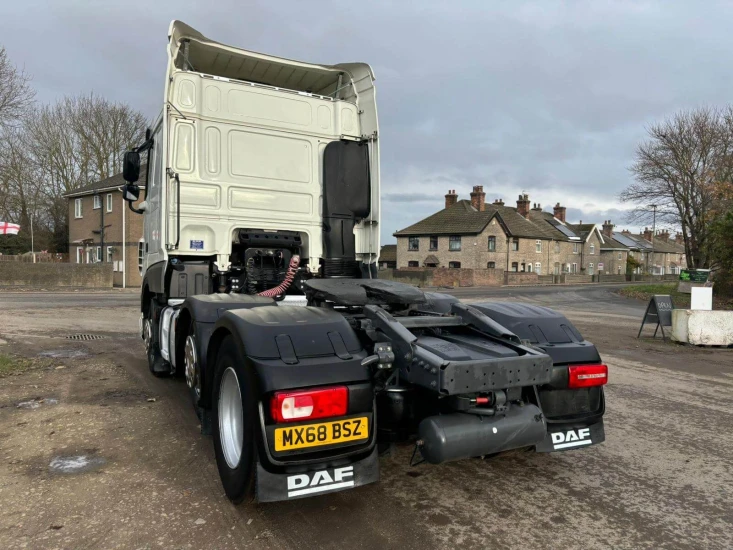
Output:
top-left (3, 0), bottom-right (733, 243)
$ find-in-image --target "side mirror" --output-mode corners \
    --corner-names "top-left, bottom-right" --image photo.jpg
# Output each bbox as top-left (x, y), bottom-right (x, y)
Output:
top-left (123, 183), bottom-right (140, 202)
top-left (123, 151), bottom-right (141, 183)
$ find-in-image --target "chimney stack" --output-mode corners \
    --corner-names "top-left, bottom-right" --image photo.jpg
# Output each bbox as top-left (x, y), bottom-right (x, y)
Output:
top-left (553, 203), bottom-right (566, 222)
top-left (445, 189), bottom-right (458, 209)
top-left (658, 229), bottom-right (670, 243)
top-left (493, 198), bottom-right (505, 206)
top-left (643, 227), bottom-right (653, 242)
top-left (675, 231), bottom-right (684, 244)
top-left (531, 202), bottom-right (542, 211)
top-left (602, 220), bottom-right (614, 238)
top-left (470, 185), bottom-right (486, 211)
top-left (516, 193), bottom-right (530, 218)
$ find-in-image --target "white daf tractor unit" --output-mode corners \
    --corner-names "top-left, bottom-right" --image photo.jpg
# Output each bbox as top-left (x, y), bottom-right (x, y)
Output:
top-left (121, 21), bottom-right (608, 503)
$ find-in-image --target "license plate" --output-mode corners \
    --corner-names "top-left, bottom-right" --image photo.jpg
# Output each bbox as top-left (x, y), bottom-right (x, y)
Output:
top-left (274, 417), bottom-right (369, 452)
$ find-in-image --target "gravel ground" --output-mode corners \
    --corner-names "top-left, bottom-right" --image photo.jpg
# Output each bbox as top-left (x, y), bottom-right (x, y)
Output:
top-left (0, 287), bottom-right (731, 550)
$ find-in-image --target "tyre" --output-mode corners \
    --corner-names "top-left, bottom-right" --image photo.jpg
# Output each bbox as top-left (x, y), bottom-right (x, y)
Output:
top-left (211, 335), bottom-right (256, 503)
top-left (144, 298), bottom-right (169, 377)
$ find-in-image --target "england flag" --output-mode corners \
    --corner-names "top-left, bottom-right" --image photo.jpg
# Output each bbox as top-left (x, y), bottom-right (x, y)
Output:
top-left (0, 222), bottom-right (20, 235)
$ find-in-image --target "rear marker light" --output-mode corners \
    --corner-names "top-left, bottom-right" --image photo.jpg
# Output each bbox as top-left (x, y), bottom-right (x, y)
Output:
top-left (270, 386), bottom-right (348, 423)
top-left (568, 364), bottom-right (608, 389)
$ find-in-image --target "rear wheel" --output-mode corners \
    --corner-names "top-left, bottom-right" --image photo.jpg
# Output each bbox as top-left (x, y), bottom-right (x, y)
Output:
top-left (144, 298), bottom-right (169, 377)
top-left (212, 336), bottom-right (256, 503)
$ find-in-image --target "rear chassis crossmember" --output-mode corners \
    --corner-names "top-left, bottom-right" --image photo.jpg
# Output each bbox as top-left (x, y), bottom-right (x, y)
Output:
top-left (360, 303), bottom-right (554, 393)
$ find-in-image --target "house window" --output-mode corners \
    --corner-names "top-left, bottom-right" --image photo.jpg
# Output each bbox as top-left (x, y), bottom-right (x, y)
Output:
top-left (76, 247), bottom-right (84, 264)
top-left (572, 262), bottom-right (577, 273)
top-left (106, 193), bottom-right (113, 212)
top-left (590, 244), bottom-right (595, 255)
top-left (488, 236), bottom-right (496, 251)
top-left (449, 236), bottom-right (461, 251)
top-left (618, 266), bottom-right (622, 274)
top-left (573, 243), bottom-right (579, 254)
top-left (618, 252), bottom-right (622, 260)
top-left (93, 195), bottom-right (101, 209)
top-left (487, 261), bottom-right (496, 269)
top-left (429, 235), bottom-right (438, 250)
top-left (535, 262), bottom-right (541, 273)
top-left (138, 240), bottom-right (145, 275)
top-left (536, 240), bottom-right (542, 253)
top-left (588, 263), bottom-right (594, 275)
top-left (511, 262), bottom-right (518, 272)
top-left (527, 263), bottom-right (533, 273)
top-left (511, 238), bottom-right (519, 251)
top-left (74, 198), bottom-right (83, 218)
top-left (408, 237), bottom-right (419, 251)
top-left (96, 246), bottom-right (102, 262)
top-left (448, 261), bottom-right (461, 269)
top-left (407, 261), bottom-right (419, 267)
top-left (554, 241), bottom-right (560, 253)
top-left (107, 246), bottom-right (113, 263)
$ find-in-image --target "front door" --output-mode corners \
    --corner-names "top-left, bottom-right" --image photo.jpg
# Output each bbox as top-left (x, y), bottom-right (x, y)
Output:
top-left (143, 122), bottom-right (165, 275)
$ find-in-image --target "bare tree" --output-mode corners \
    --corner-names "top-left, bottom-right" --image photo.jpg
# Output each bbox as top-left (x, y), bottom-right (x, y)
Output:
top-left (66, 94), bottom-right (148, 181)
top-left (0, 47), bottom-right (35, 130)
top-left (0, 127), bottom-right (50, 253)
top-left (1, 94), bottom-right (147, 253)
top-left (621, 107), bottom-right (733, 269)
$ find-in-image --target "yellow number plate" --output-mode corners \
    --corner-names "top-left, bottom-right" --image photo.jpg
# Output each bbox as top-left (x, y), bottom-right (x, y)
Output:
top-left (274, 417), bottom-right (369, 452)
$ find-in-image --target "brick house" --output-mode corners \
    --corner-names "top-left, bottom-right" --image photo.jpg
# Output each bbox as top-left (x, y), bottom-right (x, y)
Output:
top-left (616, 228), bottom-right (687, 275)
top-left (65, 168), bottom-right (146, 287)
top-left (393, 187), bottom-right (606, 275)
top-left (378, 244), bottom-right (396, 269)
top-left (598, 221), bottom-right (629, 275)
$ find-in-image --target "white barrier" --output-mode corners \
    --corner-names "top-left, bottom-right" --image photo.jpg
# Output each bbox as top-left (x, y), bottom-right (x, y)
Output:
top-left (671, 310), bottom-right (733, 346)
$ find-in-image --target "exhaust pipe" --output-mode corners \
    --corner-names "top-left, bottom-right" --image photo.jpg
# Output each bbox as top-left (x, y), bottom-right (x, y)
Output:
top-left (418, 405), bottom-right (546, 464)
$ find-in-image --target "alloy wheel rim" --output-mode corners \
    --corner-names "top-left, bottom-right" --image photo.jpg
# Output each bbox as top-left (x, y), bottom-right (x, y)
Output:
top-left (184, 335), bottom-right (200, 398)
top-left (219, 367), bottom-right (244, 469)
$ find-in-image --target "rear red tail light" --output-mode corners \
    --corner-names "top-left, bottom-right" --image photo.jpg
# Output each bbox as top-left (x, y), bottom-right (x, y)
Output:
top-left (270, 386), bottom-right (348, 423)
top-left (568, 364), bottom-right (608, 389)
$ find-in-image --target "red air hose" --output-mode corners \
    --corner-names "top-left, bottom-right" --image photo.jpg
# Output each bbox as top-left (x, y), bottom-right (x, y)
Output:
top-left (258, 255), bottom-right (301, 297)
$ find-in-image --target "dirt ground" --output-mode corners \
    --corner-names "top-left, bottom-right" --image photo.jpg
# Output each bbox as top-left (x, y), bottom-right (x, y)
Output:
top-left (0, 287), bottom-right (732, 550)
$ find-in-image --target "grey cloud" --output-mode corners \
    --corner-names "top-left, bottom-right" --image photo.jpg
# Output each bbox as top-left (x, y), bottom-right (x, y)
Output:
top-left (3, 0), bottom-right (732, 246)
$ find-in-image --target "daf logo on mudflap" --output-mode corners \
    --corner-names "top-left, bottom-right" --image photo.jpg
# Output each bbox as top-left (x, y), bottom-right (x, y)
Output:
top-left (551, 428), bottom-right (592, 450)
top-left (287, 466), bottom-right (354, 498)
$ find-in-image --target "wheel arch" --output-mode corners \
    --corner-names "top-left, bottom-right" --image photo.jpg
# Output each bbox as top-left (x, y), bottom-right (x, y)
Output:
top-left (174, 307), bottom-right (193, 375)
top-left (205, 326), bottom-right (239, 409)
top-left (141, 284), bottom-right (152, 317)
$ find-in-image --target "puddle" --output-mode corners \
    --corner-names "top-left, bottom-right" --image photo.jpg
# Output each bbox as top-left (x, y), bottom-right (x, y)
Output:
top-left (49, 455), bottom-right (106, 474)
top-left (38, 349), bottom-right (89, 359)
top-left (17, 398), bottom-right (59, 410)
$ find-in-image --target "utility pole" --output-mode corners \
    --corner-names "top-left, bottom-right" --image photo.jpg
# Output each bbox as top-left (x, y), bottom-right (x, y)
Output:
top-left (650, 204), bottom-right (657, 275)
top-left (93, 192), bottom-right (111, 263)
top-left (100, 193), bottom-right (105, 261)
top-left (30, 211), bottom-right (35, 263)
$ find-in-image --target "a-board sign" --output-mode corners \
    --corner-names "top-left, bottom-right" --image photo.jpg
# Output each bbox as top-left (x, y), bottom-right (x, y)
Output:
top-left (637, 295), bottom-right (674, 340)
top-left (679, 269), bottom-right (710, 283)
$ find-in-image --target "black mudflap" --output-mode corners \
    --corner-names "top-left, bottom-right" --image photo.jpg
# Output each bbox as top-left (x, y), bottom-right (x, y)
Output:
top-left (535, 419), bottom-right (605, 452)
top-left (255, 447), bottom-right (379, 502)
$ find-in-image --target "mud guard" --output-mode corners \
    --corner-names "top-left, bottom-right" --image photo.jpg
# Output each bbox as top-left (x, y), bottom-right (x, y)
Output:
top-left (535, 419), bottom-right (605, 452)
top-left (255, 447), bottom-right (380, 502)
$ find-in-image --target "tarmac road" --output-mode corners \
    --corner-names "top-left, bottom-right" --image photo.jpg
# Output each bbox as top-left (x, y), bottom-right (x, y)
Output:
top-left (1, 285), bottom-right (732, 549)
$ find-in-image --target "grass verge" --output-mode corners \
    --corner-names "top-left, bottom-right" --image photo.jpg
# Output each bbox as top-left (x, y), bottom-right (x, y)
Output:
top-left (0, 354), bottom-right (34, 377)
top-left (618, 282), bottom-right (732, 310)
